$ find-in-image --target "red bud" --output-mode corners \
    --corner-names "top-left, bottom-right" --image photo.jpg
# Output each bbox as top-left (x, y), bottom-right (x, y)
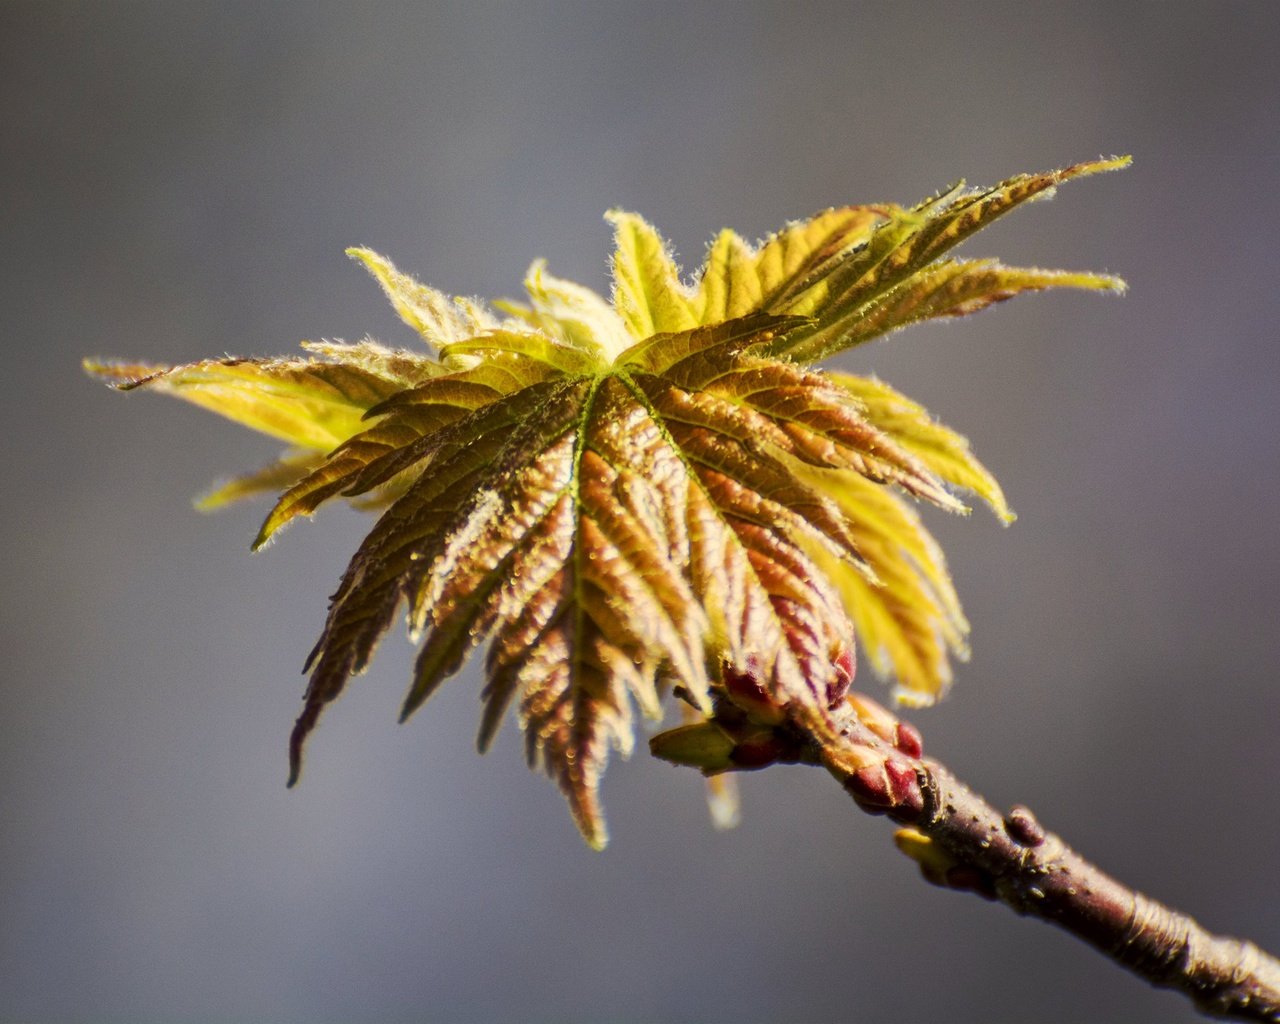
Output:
top-left (1004, 805), bottom-right (1046, 847)
top-left (721, 658), bottom-right (787, 724)
top-left (729, 736), bottom-right (785, 769)
top-left (894, 721), bottom-right (924, 759)
top-left (843, 757), bottom-right (923, 820)
top-left (883, 758), bottom-right (924, 820)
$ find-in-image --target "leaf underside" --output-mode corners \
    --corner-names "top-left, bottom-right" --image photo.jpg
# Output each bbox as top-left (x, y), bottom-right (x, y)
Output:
top-left (88, 157), bottom-right (1128, 847)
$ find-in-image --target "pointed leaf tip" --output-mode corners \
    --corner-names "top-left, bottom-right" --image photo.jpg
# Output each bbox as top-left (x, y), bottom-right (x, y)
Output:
top-left (95, 159), bottom-right (1124, 846)
top-left (287, 702), bottom-right (322, 788)
top-left (1073, 154), bottom-right (1132, 174)
top-left (606, 209), bottom-right (698, 338)
top-left (83, 358), bottom-right (168, 389)
top-left (348, 246), bottom-right (499, 348)
top-left (766, 157), bottom-right (1131, 363)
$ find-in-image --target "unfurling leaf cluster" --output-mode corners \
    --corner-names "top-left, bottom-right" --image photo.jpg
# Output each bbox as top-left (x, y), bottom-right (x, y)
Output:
top-left (88, 158), bottom-right (1127, 847)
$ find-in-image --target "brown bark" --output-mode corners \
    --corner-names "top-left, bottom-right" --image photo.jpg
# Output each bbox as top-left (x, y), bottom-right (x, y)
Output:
top-left (653, 692), bottom-right (1280, 1022)
top-left (814, 698), bottom-right (1280, 1023)
top-left (907, 760), bottom-right (1280, 1021)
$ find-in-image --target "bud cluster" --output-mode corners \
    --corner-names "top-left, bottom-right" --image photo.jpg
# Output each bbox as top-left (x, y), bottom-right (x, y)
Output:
top-left (845, 692), bottom-right (924, 759)
top-left (653, 656), bottom-right (931, 826)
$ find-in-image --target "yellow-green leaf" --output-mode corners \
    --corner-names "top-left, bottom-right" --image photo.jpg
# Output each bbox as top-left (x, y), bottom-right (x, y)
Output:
top-left (254, 374), bottom-right (533, 549)
top-left (92, 158), bottom-right (1126, 846)
top-left (794, 465), bottom-right (967, 703)
top-left (512, 259), bottom-right (632, 363)
top-left (300, 338), bottom-right (446, 384)
top-left (830, 372), bottom-right (1013, 523)
top-left (772, 157), bottom-right (1130, 362)
top-left (606, 210), bottom-right (699, 338)
top-left (347, 247), bottom-right (499, 349)
top-left (85, 355), bottom-right (415, 451)
top-left (195, 451), bottom-right (324, 512)
top-left (695, 205), bottom-right (891, 322)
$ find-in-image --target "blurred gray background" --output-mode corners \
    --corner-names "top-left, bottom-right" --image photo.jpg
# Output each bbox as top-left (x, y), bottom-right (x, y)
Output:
top-left (3, 2), bottom-right (1278, 1022)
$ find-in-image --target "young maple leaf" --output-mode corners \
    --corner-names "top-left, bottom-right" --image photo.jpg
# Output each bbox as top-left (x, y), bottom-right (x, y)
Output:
top-left (88, 157), bottom-right (1127, 849)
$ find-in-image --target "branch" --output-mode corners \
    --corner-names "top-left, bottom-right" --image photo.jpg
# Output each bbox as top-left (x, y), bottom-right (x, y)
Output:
top-left (651, 693), bottom-right (1280, 1022)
